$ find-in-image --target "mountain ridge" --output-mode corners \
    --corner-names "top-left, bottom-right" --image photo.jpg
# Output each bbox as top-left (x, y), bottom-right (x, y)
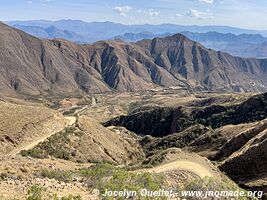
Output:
top-left (12, 24), bottom-right (88, 43)
top-left (7, 19), bottom-right (267, 41)
top-left (114, 31), bottom-right (267, 58)
top-left (9, 20), bottom-right (267, 58)
top-left (0, 21), bottom-right (267, 98)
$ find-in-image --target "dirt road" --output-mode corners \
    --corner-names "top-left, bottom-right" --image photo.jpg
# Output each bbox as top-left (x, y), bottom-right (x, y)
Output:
top-left (10, 116), bottom-right (76, 156)
top-left (64, 116), bottom-right (77, 126)
top-left (9, 100), bottom-right (96, 156)
top-left (142, 160), bottom-right (214, 178)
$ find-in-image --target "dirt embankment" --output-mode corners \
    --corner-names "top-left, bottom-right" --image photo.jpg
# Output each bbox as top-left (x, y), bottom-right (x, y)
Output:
top-left (0, 101), bottom-right (67, 155)
top-left (10, 115), bottom-right (76, 156)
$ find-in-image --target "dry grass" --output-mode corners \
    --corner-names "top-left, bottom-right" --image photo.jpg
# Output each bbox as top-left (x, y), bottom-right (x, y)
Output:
top-left (0, 101), bottom-right (65, 154)
top-left (84, 90), bottom-right (253, 123)
top-left (0, 101), bottom-right (53, 137)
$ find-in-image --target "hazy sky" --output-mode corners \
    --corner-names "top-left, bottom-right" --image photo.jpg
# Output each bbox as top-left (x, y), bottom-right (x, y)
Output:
top-left (1, 0), bottom-right (267, 30)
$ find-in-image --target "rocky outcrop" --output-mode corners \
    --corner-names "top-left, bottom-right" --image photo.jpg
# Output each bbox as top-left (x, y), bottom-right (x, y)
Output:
top-left (104, 93), bottom-right (267, 137)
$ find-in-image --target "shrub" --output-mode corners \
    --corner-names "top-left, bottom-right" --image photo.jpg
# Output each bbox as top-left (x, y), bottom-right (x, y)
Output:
top-left (41, 169), bottom-right (73, 183)
top-left (27, 185), bottom-right (43, 200)
top-left (27, 185), bottom-right (82, 200)
top-left (79, 164), bottom-right (166, 200)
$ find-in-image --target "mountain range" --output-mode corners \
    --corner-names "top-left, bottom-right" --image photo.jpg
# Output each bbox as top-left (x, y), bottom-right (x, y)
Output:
top-left (7, 20), bottom-right (267, 58)
top-left (12, 24), bottom-right (88, 43)
top-left (114, 31), bottom-right (267, 58)
top-left (0, 21), bottom-right (267, 98)
top-left (7, 19), bottom-right (267, 41)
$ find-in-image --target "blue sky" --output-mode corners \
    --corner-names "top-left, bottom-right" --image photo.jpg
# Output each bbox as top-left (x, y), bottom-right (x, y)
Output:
top-left (0, 0), bottom-right (267, 30)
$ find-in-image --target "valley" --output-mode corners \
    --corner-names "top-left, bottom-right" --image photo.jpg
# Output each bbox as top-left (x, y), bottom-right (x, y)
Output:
top-left (0, 21), bottom-right (266, 200)
top-left (1, 89), bottom-right (266, 199)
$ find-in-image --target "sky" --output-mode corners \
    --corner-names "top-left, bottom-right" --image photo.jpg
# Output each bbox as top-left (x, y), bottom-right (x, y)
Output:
top-left (0, 0), bottom-right (267, 30)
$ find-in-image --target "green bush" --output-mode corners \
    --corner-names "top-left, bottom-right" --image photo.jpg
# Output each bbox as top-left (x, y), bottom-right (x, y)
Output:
top-left (27, 185), bottom-right (43, 200)
top-left (41, 169), bottom-right (73, 183)
top-left (79, 164), bottom-right (165, 200)
top-left (26, 185), bottom-right (82, 200)
top-left (20, 126), bottom-right (75, 160)
top-left (54, 194), bottom-right (82, 200)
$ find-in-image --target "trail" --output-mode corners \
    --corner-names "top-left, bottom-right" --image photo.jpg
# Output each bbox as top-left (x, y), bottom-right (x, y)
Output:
top-left (10, 116), bottom-right (76, 156)
top-left (142, 160), bottom-right (213, 178)
top-left (11, 98), bottom-right (96, 156)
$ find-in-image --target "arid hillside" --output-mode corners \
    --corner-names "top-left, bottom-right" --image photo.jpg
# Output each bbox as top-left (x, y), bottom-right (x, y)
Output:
top-left (104, 92), bottom-right (267, 193)
top-left (0, 90), bottom-right (266, 199)
top-left (21, 116), bottom-right (145, 165)
top-left (0, 101), bottom-right (66, 155)
top-left (0, 21), bottom-right (267, 98)
top-left (1, 20), bottom-right (266, 199)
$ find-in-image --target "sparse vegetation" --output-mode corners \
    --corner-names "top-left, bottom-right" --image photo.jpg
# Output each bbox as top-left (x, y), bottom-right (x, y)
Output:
top-left (0, 102), bottom-right (54, 145)
top-left (39, 163), bottom-right (166, 200)
top-left (41, 169), bottom-right (74, 183)
top-left (20, 126), bottom-right (84, 161)
top-left (26, 185), bottom-right (82, 200)
top-left (63, 107), bottom-right (81, 116)
top-left (27, 185), bottom-right (44, 200)
top-left (2, 91), bottom-right (267, 199)
top-left (81, 164), bottom-right (166, 200)
top-left (105, 93), bottom-right (267, 138)
top-left (193, 93), bottom-right (267, 128)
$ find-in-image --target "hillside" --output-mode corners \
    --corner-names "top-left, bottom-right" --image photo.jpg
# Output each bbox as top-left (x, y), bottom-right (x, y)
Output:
top-left (21, 116), bottom-right (145, 165)
top-left (0, 101), bottom-right (66, 154)
top-left (1, 21), bottom-right (267, 98)
top-left (104, 93), bottom-right (267, 136)
top-left (104, 92), bottom-right (267, 193)
top-left (0, 89), bottom-right (265, 198)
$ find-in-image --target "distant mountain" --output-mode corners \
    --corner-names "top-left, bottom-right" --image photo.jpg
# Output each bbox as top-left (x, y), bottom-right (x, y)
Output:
top-left (239, 41), bottom-right (267, 58)
top-left (114, 31), bottom-right (267, 58)
top-left (181, 31), bottom-right (267, 58)
top-left (7, 19), bottom-right (267, 42)
top-left (113, 32), bottom-right (171, 42)
top-left (114, 31), bottom-right (267, 43)
top-left (0, 22), bottom-right (267, 98)
top-left (182, 31), bottom-right (267, 44)
top-left (12, 24), bottom-right (88, 43)
top-left (8, 20), bottom-right (267, 58)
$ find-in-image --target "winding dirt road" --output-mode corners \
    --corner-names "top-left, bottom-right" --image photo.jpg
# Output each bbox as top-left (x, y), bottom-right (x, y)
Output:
top-left (9, 101), bottom-right (95, 156)
top-left (142, 160), bottom-right (214, 178)
top-left (10, 116), bottom-right (77, 156)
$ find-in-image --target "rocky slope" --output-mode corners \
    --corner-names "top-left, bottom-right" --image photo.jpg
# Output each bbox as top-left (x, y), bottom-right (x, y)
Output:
top-left (104, 93), bottom-right (267, 136)
top-left (20, 116), bottom-right (145, 165)
top-left (114, 31), bottom-right (267, 58)
top-left (190, 119), bottom-right (267, 194)
top-left (1, 22), bottom-right (267, 97)
top-left (104, 93), bottom-right (267, 193)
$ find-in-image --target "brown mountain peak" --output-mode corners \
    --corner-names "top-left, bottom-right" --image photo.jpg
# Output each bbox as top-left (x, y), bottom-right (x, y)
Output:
top-left (0, 22), bottom-right (267, 97)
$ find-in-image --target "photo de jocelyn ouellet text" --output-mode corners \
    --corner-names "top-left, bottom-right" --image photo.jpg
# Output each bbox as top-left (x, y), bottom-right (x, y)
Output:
top-left (102, 189), bottom-right (173, 198)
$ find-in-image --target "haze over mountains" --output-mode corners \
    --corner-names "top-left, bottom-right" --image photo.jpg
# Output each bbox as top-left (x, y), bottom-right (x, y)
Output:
top-left (12, 24), bottom-right (88, 43)
top-left (1, 21), bottom-right (267, 97)
top-left (7, 20), bottom-right (267, 58)
top-left (114, 31), bottom-right (267, 58)
top-left (7, 20), bottom-right (267, 40)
